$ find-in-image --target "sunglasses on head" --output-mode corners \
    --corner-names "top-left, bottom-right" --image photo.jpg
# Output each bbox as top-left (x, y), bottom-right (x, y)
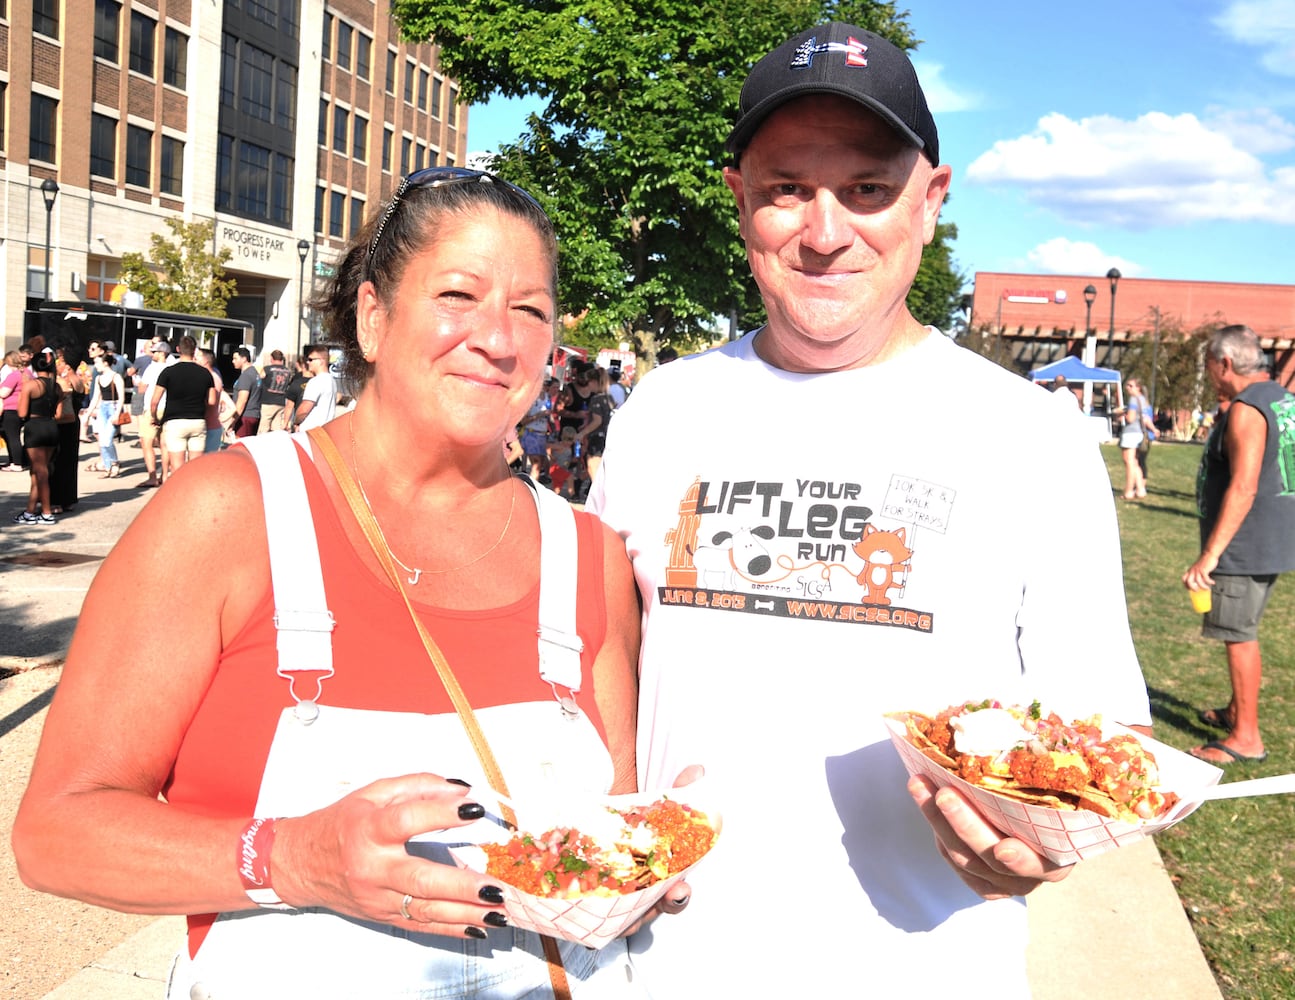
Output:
top-left (366, 167), bottom-right (545, 267)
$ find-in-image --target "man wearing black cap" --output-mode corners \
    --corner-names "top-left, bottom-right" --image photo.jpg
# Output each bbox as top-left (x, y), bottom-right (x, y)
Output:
top-left (587, 24), bottom-right (1152, 997)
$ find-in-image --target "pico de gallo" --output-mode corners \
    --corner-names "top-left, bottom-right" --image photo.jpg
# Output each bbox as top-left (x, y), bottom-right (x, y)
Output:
top-left (482, 797), bottom-right (716, 898)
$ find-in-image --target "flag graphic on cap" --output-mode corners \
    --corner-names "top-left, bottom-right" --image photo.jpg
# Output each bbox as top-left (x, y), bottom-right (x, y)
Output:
top-left (789, 35), bottom-right (870, 70)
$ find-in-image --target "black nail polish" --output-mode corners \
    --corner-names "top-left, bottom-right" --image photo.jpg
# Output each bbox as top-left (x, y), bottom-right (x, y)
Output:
top-left (446, 777), bottom-right (471, 788)
top-left (465, 926), bottom-right (487, 939)
top-left (478, 885), bottom-right (505, 905)
top-left (458, 802), bottom-right (485, 821)
top-left (484, 911), bottom-right (508, 927)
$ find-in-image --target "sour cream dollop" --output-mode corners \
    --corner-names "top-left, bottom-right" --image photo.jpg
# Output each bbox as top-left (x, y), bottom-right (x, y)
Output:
top-left (950, 708), bottom-right (1032, 757)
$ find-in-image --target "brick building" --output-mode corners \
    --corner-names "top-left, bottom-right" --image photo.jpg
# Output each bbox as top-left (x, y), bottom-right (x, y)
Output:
top-left (2, 0), bottom-right (467, 357)
top-left (970, 271), bottom-right (1295, 386)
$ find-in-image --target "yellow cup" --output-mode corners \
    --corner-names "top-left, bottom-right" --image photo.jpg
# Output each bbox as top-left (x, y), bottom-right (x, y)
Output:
top-left (1189, 587), bottom-right (1213, 614)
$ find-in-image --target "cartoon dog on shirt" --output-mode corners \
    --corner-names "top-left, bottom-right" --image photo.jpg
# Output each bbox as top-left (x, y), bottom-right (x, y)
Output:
top-left (688, 525), bottom-right (775, 590)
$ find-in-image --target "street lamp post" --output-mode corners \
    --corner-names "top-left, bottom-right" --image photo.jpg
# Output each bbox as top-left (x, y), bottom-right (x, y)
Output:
top-left (1105, 267), bottom-right (1122, 365)
top-left (1081, 284), bottom-right (1098, 413)
top-left (40, 179), bottom-right (59, 302)
top-left (296, 239), bottom-right (311, 357)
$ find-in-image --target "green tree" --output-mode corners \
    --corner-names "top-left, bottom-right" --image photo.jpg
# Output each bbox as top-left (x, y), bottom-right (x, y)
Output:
top-left (908, 217), bottom-right (964, 330)
top-left (390, 1), bottom-right (957, 360)
top-left (118, 218), bottom-right (237, 317)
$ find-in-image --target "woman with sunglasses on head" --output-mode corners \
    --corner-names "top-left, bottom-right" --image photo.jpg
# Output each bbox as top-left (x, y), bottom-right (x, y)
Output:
top-left (15, 169), bottom-right (649, 997)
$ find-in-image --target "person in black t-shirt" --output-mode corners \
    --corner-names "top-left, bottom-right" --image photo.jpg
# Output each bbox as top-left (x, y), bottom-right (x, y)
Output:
top-left (258, 349), bottom-right (293, 434)
top-left (153, 335), bottom-right (215, 479)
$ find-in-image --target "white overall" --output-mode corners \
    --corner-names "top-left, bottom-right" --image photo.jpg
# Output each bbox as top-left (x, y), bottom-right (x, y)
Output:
top-left (167, 434), bottom-right (638, 999)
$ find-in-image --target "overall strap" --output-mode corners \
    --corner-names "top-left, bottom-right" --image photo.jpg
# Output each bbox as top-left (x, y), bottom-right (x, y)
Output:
top-left (238, 432), bottom-right (335, 724)
top-left (517, 474), bottom-right (584, 711)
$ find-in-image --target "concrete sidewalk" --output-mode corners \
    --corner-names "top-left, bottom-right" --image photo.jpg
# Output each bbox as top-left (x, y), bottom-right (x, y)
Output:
top-left (4, 442), bottom-right (1222, 1000)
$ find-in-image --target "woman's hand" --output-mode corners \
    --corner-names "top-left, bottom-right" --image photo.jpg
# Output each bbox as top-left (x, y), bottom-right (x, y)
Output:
top-left (273, 774), bottom-right (509, 938)
top-left (908, 776), bottom-right (1071, 899)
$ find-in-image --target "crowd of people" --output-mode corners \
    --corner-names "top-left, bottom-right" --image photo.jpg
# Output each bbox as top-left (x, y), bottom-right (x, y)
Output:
top-left (513, 359), bottom-right (631, 503)
top-left (2, 337), bottom-right (342, 514)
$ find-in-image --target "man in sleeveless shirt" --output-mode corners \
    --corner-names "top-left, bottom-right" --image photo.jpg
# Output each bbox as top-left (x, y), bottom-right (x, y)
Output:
top-left (1184, 324), bottom-right (1295, 765)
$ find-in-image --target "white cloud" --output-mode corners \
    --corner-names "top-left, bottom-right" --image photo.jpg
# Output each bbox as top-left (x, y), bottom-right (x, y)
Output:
top-left (1215, 0), bottom-right (1295, 76)
top-left (1025, 238), bottom-right (1143, 277)
top-left (912, 61), bottom-right (977, 113)
top-left (964, 110), bottom-right (1295, 227)
top-left (1205, 107), bottom-right (1295, 153)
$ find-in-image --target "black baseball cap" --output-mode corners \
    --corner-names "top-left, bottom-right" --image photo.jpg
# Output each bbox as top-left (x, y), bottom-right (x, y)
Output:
top-left (726, 23), bottom-right (939, 166)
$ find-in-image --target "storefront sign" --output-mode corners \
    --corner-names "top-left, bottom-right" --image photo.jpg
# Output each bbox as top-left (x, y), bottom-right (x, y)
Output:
top-left (219, 222), bottom-right (293, 266)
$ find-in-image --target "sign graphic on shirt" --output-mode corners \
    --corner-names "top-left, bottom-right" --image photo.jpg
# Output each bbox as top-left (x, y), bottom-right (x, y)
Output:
top-left (1272, 395), bottom-right (1295, 495)
top-left (658, 475), bottom-right (952, 632)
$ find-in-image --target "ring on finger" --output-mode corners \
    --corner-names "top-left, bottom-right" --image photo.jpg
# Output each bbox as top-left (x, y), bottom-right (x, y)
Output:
top-left (400, 893), bottom-right (414, 921)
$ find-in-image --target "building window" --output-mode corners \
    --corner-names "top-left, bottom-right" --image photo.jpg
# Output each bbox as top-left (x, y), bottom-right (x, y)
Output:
top-left (404, 59), bottom-right (415, 104)
top-left (332, 106), bottom-right (348, 154)
top-left (416, 141), bottom-right (427, 171)
top-left (385, 49), bottom-right (397, 93)
top-left (382, 127), bottom-right (392, 172)
top-left (448, 86), bottom-right (458, 128)
top-left (236, 141), bottom-right (270, 216)
top-left (352, 115), bottom-right (367, 161)
top-left (90, 114), bottom-right (117, 178)
top-left (315, 185), bottom-right (325, 234)
top-left (336, 22), bottom-right (352, 72)
top-left (0, 82), bottom-right (6, 151)
top-left (418, 69), bottom-right (429, 111)
top-left (329, 190), bottom-right (344, 237)
top-left (130, 12), bottom-right (157, 77)
top-left (216, 135), bottom-right (232, 209)
top-left (33, 0), bottom-right (58, 38)
top-left (29, 94), bottom-right (57, 163)
top-left (272, 156), bottom-right (293, 226)
top-left (401, 135), bottom-right (412, 174)
top-left (356, 33), bottom-right (371, 81)
top-left (239, 44), bottom-right (274, 122)
top-left (216, 134), bottom-right (295, 224)
top-left (274, 62), bottom-right (296, 129)
top-left (161, 135), bottom-right (184, 195)
top-left (220, 33), bottom-right (237, 107)
top-left (126, 125), bottom-right (152, 187)
top-left (318, 98), bottom-right (328, 146)
top-left (349, 196), bottom-right (365, 239)
top-left (432, 78), bottom-right (443, 120)
top-left (164, 28), bottom-right (187, 89)
top-left (321, 12), bottom-right (331, 61)
top-left (94, 0), bottom-right (121, 62)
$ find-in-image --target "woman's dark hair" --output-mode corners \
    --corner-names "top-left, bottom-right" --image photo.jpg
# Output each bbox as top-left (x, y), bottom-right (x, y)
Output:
top-left (100, 352), bottom-right (117, 368)
top-left (31, 350), bottom-right (57, 375)
top-left (314, 174), bottom-right (557, 392)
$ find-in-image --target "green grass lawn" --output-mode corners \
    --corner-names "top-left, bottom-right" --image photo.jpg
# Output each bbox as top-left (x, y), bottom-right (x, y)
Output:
top-left (1102, 441), bottom-right (1294, 999)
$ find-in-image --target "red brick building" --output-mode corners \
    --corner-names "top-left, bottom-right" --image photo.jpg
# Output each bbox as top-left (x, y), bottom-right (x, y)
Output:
top-left (970, 272), bottom-right (1295, 387)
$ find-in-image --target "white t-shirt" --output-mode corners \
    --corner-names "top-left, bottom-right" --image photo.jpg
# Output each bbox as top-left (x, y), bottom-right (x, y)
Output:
top-left (298, 371), bottom-right (337, 430)
top-left (587, 329), bottom-right (1150, 999)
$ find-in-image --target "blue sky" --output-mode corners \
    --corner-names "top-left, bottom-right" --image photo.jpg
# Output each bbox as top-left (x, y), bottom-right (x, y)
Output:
top-left (466, 0), bottom-right (1295, 288)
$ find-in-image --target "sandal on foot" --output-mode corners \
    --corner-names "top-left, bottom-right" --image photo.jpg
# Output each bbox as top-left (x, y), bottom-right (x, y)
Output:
top-left (108, 465), bottom-right (121, 478)
top-left (1189, 740), bottom-right (1268, 765)
top-left (1198, 706), bottom-right (1235, 730)
top-left (37, 513), bottom-right (57, 524)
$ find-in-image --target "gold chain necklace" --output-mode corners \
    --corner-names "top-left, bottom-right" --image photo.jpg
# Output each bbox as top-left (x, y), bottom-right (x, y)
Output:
top-left (348, 417), bottom-right (517, 584)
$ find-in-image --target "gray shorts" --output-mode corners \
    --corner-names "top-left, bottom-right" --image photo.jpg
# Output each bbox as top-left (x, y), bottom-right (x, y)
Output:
top-left (1201, 573), bottom-right (1279, 642)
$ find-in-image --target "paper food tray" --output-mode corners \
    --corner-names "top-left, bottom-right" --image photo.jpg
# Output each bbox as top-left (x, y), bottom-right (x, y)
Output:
top-left (449, 789), bottom-right (720, 949)
top-left (884, 712), bottom-right (1222, 865)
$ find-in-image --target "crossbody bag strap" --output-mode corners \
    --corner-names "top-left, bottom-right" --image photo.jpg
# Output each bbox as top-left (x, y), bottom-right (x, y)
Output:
top-left (307, 427), bottom-right (572, 1000)
top-left (306, 428), bottom-right (518, 826)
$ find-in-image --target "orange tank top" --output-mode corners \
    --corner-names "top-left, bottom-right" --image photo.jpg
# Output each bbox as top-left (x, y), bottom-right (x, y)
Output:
top-left (164, 450), bottom-right (611, 944)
